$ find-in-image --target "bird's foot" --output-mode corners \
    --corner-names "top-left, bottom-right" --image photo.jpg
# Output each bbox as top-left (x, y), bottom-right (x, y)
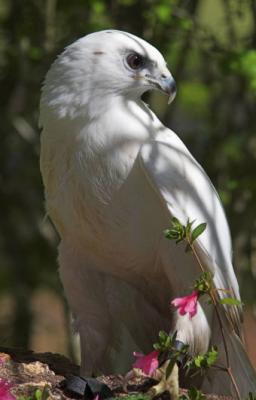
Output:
top-left (148, 361), bottom-right (179, 400)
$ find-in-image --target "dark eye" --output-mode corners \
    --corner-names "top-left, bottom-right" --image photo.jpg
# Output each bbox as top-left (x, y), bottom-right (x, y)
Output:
top-left (126, 53), bottom-right (144, 70)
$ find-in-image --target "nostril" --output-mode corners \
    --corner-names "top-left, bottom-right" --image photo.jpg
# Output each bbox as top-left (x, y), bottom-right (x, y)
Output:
top-left (161, 74), bottom-right (167, 79)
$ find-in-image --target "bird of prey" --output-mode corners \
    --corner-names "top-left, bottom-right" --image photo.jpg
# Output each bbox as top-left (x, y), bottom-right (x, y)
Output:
top-left (40, 30), bottom-right (256, 396)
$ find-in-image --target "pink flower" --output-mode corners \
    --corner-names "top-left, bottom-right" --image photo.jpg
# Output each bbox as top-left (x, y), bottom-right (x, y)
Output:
top-left (171, 290), bottom-right (199, 319)
top-left (132, 350), bottom-right (159, 376)
top-left (0, 380), bottom-right (15, 400)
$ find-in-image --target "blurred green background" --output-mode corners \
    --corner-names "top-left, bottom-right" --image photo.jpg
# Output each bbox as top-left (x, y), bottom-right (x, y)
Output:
top-left (0, 0), bottom-right (256, 363)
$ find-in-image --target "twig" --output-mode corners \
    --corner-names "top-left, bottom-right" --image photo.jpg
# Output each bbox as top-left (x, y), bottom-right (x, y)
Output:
top-left (187, 238), bottom-right (241, 400)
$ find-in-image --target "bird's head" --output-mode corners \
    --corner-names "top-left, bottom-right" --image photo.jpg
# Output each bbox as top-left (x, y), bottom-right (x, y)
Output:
top-left (41, 30), bottom-right (176, 119)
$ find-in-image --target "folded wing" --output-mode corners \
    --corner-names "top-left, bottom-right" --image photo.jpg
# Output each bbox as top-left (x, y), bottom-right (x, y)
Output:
top-left (138, 128), bottom-right (242, 336)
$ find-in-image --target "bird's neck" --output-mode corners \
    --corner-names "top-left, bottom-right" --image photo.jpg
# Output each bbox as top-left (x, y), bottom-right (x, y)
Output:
top-left (84, 90), bottom-right (147, 122)
top-left (41, 89), bottom-right (163, 156)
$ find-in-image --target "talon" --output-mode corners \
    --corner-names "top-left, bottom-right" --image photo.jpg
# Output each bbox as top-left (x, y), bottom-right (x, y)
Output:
top-left (148, 362), bottom-right (179, 400)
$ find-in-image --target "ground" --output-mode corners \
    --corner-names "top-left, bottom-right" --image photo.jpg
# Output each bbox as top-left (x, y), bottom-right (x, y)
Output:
top-left (0, 347), bottom-right (233, 400)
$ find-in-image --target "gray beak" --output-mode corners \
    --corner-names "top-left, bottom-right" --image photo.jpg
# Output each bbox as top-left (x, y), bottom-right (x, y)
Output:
top-left (145, 72), bottom-right (177, 104)
top-left (159, 76), bottom-right (177, 104)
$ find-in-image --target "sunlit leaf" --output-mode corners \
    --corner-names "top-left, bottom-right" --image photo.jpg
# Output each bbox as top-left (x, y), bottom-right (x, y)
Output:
top-left (220, 297), bottom-right (242, 306)
top-left (191, 223), bottom-right (207, 243)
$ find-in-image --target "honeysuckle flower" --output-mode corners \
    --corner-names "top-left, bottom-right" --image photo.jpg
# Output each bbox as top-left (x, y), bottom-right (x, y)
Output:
top-left (132, 350), bottom-right (159, 376)
top-left (0, 380), bottom-right (15, 400)
top-left (171, 290), bottom-right (199, 319)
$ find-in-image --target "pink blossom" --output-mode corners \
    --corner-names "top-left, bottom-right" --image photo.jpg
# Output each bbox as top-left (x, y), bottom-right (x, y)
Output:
top-left (0, 380), bottom-right (15, 400)
top-left (171, 290), bottom-right (199, 319)
top-left (132, 350), bottom-right (159, 376)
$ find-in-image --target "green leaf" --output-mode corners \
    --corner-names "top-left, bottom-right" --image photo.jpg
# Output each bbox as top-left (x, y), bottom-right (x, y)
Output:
top-left (165, 359), bottom-right (175, 379)
top-left (153, 330), bottom-right (189, 361)
top-left (164, 218), bottom-right (187, 243)
top-left (154, 330), bottom-right (173, 352)
top-left (171, 330), bottom-right (178, 343)
top-left (220, 297), bottom-right (242, 306)
top-left (187, 387), bottom-right (206, 400)
top-left (179, 396), bottom-right (188, 400)
top-left (164, 228), bottom-right (179, 240)
top-left (185, 219), bottom-right (195, 236)
top-left (158, 330), bottom-right (166, 339)
top-left (122, 395), bottom-right (151, 400)
top-left (187, 346), bottom-right (218, 371)
top-left (191, 223), bottom-right (207, 243)
top-left (194, 271), bottom-right (213, 293)
top-left (35, 389), bottom-right (43, 400)
top-left (206, 346), bottom-right (218, 367)
top-left (17, 397), bottom-right (32, 400)
top-left (171, 217), bottom-right (182, 226)
top-left (194, 354), bottom-right (204, 368)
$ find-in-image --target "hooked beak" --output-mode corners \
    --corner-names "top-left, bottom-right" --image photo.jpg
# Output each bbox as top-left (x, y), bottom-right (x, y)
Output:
top-left (160, 76), bottom-right (177, 104)
top-left (145, 73), bottom-right (177, 104)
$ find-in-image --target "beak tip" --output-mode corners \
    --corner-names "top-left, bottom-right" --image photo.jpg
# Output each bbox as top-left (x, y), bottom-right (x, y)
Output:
top-left (161, 77), bottom-right (176, 104)
top-left (168, 94), bottom-right (174, 105)
top-left (168, 86), bottom-right (176, 104)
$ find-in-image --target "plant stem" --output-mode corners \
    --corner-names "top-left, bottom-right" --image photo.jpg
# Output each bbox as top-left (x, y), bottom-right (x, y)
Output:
top-left (213, 301), bottom-right (230, 367)
top-left (188, 239), bottom-right (241, 400)
top-left (187, 239), bottom-right (205, 274)
top-left (227, 367), bottom-right (241, 400)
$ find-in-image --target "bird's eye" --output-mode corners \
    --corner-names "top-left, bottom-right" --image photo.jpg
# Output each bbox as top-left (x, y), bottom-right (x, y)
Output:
top-left (126, 53), bottom-right (144, 70)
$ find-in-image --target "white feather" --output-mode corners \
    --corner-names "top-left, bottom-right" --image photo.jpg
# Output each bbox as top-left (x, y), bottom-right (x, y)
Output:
top-left (40, 30), bottom-right (256, 396)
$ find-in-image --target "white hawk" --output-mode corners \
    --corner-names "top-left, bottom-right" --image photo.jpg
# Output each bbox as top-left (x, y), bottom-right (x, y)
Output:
top-left (39, 30), bottom-right (256, 396)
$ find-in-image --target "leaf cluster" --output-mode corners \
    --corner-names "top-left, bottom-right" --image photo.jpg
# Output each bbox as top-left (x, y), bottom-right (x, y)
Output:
top-left (194, 271), bottom-right (213, 294)
top-left (153, 330), bottom-right (176, 352)
top-left (153, 331), bottom-right (188, 356)
top-left (121, 395), bottom-right (151, 400)
top-left (154, 331), bottom-right (189, 378)
top-left (164, 217), bottom-right (190, 244)
top-left (17, 388), bottom-right (47, 400)
top-left (186, 346), bottom-right (218, 371)
top-left (179, 387), bottom-right (206, 400)
top-left (164, 218), bottom-right (207, 249)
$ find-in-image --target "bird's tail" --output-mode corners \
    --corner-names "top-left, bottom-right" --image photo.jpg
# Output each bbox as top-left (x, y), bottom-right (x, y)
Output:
top-left (201, 319), bottom-right (256, 398)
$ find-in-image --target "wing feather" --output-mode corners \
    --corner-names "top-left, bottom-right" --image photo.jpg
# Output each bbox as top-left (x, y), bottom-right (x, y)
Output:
top-left (138, 129), bottom-right (242, 336)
